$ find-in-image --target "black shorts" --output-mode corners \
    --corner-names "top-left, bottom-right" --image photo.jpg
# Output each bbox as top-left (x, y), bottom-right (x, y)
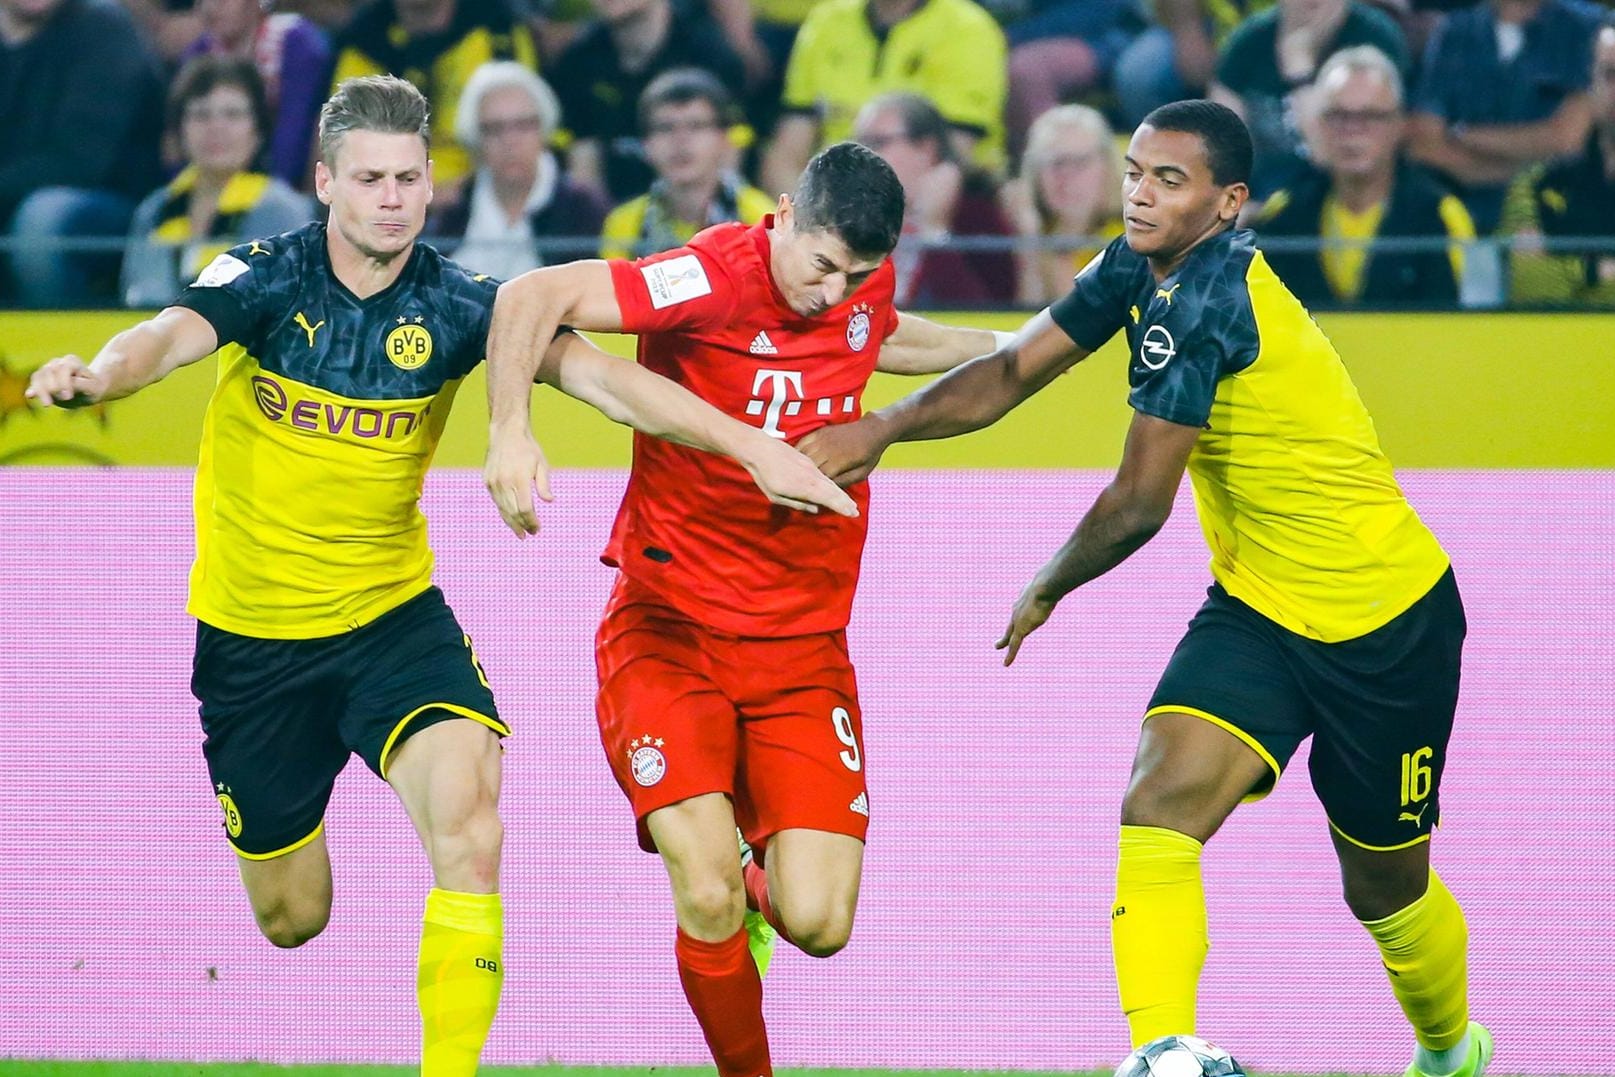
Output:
top-left (192, 586), bottom-right (505, 859)
top-left (1148, 568), bottom-right (1466, 850)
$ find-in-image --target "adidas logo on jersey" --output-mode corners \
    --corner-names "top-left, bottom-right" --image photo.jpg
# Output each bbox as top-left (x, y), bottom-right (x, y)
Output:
top-left (749, 331), bottom-right (778, 355)
top-left (849, 792), bottom-right (869, 817)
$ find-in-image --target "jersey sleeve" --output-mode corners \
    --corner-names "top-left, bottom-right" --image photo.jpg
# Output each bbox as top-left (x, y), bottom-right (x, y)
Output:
top-left (1048, 237), bottom-right (1134, 352)
top-left (171, 245), bottom-right (271, 348)
top-left (448, 269), bottom-right (502, 379)
top-left (608, 245), bottom-right (739, 334)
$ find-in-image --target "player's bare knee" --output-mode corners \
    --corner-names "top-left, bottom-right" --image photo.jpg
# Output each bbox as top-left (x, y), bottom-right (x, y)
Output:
top-left (786, 910), bottom-right (853, 958)
top-left (428, 810), bottom-right (504, 890)
top-left (676, 875), bottom-right (747, 937)
top-left (1340, 861), bottom-right (1427, 921)
top-left (1119, 767), bottom-right (1223, 832)
top-left (255, 901), bottom-right (329, 949)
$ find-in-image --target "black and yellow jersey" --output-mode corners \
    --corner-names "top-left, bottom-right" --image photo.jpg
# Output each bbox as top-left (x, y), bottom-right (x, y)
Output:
top-left (173, 223), bottom-right (497, 639)
top-left (1050, 228), bottom-right (1449, 642)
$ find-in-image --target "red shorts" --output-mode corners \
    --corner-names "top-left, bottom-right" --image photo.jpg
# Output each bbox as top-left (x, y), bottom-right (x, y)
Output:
top-left (595, 574), bottom-right (870, 853)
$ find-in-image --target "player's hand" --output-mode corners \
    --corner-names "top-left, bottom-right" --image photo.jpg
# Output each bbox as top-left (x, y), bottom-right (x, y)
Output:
top-left (483, 425), bottom-right (555, 538)
top-left (25, 355), bottom-right (106, 409)
top-left (995, 579), bottom-right (1059, 667)
top-left (797, 416), bottom-right (892, 486)
top-left (739, 436), bottom-right (860, 517)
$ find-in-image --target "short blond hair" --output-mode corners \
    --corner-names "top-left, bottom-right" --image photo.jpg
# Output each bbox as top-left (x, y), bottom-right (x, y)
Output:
top-left (319, 75), bottom-right (431, 164)
top-left (1019, 104), bottom-right (1124, 231)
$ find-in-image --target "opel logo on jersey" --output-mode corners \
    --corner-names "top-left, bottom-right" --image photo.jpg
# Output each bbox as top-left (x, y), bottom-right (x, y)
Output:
top-left (846, 306), bottom-right (872, 351)
top-left (386, 316), bottom-right (433, 370)
top-left (1140, 325), bottom-right (1177, 370)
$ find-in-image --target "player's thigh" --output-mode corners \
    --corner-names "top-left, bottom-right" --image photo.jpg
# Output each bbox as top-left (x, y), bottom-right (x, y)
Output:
top-left (766, 827), bottom-right (865, 956)
top-left (193, 622), bottom-right (350, 864)
top-left (596, 588), bottom-right (743, 853)
top-left (1329, 824), bottom-right (1432, 921)
top-left (731, 631), bottom-right (869, 850)
top-left (646, 791), bottom-right (747, 937)
top-left (236, 829), bottom-right (335, 947)
top-left (1133, 586), bottom-right (1312, 841)
top-left (336, 586), bottom-right (508, 786)
top-left (1306, 568), bottom-right (1467, 855)
top-left (387, 718), bottom-right (503, 851)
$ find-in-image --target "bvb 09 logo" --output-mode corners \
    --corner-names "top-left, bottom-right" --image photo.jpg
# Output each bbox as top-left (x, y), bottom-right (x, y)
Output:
top-left (217, 791), bottom-right (243, 838)
top-left (385, 322), bottom-right (433, 370)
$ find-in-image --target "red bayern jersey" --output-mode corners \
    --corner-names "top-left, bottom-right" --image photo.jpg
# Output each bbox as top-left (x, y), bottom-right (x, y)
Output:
top-left (603, 215), bottom-right (899, 637)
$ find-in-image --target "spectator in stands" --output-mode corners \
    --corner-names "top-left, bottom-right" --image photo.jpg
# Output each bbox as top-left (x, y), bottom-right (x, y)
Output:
top-left (332, 0), bottom-right (538, 188)
top-left (1000, 103), bottom-right (1124, 307)
top-left (1114, 0), bottom-right (1276, 126)
top-left (548, 0), bottom-right (744, 204)
top-left (1257, 45), bottom-right (1475, 307)
top-left (1408, 0), bottom-right (1602, 233)
top-left (1210, 0), bottom-right (1406, 197)
top-left (762, 0), bottom-right (1006, 196)
top-left (0, 0), bottom-right (164, 307)
top-left (1502, 18), bottom-right (1615, 305)
top-left (1000, 0), bottom-right (1138, 161)
top-left (428, 61), bottom-right (605, 276)
top-left (122, 57), bottom-right (314, 307)
top-left (599, 67), bottom-right (771, 259)
top-left (180, 0), bottom-right (333, 189)
top-left (854, 90), bottom-right (1015, 306)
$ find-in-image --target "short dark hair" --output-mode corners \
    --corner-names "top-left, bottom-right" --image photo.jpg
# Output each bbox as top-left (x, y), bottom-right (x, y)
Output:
top-left (790, 141), bottom-right (905, 257)
top-left (1139, 99), bottom-right (1253, 187)
top-left (167, 55), bottom-right (271, 147)
top-left (638, 67), bottom-right (739, 132)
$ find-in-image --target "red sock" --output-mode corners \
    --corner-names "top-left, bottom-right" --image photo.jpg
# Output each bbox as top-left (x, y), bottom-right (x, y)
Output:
top-left (743, 861), bottom-right (792, 943)
top-left (675, 927), bottom-right (772, 1077)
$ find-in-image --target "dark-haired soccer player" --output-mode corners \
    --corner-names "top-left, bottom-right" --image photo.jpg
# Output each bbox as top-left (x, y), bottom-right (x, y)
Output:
top-left (802, 100), bottom-right (1491, 1077)
top-left (483, 141), bottom-right (1002, 1077)
top-left (26, 75), bottom-right (851, 1077)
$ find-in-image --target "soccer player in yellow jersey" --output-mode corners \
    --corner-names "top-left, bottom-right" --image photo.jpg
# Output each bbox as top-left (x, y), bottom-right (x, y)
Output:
top-left (26, 75), bottom-right (852, 1077)
top-left (802, 100), bottom-right (1490, 1077)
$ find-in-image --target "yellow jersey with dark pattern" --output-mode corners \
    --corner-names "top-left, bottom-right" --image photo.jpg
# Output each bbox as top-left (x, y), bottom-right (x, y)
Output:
top-left (173, 223), bottom-right (498, 639)
top-left (1050, 228), bottom-right (1449, 642)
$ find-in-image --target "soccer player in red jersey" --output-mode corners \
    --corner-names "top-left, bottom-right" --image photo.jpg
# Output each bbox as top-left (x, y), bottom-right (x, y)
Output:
top-left (482, 142), bottom-right (1003, 1076)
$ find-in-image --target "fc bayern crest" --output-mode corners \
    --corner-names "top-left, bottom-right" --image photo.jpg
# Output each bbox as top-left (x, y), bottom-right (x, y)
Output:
top-left (628, 735), bottom-right (667, 786)
top-left (846, 306), bottom-right (872, 352)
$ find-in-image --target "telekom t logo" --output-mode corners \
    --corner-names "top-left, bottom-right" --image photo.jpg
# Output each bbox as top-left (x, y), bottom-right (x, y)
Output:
top-left (745, 368), bottom-right (857, 438)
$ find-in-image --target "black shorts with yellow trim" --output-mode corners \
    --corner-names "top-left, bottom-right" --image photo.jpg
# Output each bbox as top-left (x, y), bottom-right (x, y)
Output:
top-left (1147, 568), bottom-right (1466, 850)
top-left (192, 586), bottom-right (505, 859)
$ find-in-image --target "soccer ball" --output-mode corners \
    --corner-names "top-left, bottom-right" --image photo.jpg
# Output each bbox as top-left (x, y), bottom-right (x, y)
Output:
top-left (1114, 1035), bottom-right (1247, 1077)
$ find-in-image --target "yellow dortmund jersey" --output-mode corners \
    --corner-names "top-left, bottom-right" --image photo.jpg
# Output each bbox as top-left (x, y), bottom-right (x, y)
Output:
top-left (1050, 229), bottom-right (1449, 642)
top-left (174, 224), bottom-right (499, 639)
top-left (331, 0), bottom-right (538, 186)
top-left (781, 0), bottom-right (1007, 173)
top-left (599, 181), bottom-right (775, 260)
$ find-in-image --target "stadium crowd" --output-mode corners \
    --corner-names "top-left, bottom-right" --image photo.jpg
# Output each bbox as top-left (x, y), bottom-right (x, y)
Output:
top-left (2, 0), bottom-right (1612, 310)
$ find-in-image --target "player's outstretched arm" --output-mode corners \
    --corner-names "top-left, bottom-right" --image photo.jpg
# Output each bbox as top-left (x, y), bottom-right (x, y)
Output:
top-left (800, 308), bottom-right (1091, 485)
top-left (24, 306), bottom-right (220, 410)
top-left (997, 412), bottom-right (1200, 666)
top-left (484, 260), bottom-right (627, 537)
top-left (876, 311), bottom-right (1004, 375)
top-left (536, 332), bottom-right (857, 518)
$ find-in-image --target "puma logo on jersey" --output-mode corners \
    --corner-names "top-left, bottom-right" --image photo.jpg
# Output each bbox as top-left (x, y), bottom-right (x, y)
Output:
top-left (1398, 802), bottom-right (1432, 826)
top-left (749, 330), bottom-right (778, 355)
top-left (1155, 283), bottom-right (1182, 305)
top-left (248, 240), bottom-right (271, 256)
top-left (293, 312), bottom-right (325, 347)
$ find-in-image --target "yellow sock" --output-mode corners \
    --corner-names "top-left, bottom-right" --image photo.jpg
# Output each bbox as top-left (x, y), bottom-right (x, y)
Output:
top-left (419, 888), bottom-right (503, 1076)
top-left (1361, 870), bottom-right (1468, 1051)
top-left (1111, 825), bottom-right (1208, 1048)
